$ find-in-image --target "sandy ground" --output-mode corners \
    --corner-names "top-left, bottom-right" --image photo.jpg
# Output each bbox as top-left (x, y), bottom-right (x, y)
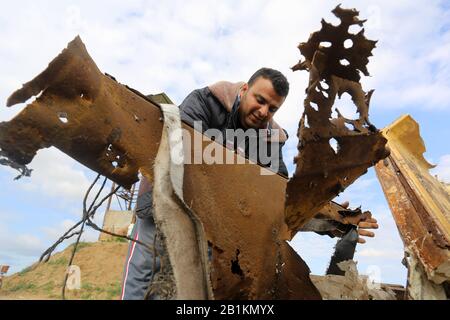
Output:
top-left (0, 241), bottom-right (129, 300)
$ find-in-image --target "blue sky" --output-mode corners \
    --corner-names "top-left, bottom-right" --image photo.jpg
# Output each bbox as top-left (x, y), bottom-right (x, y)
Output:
top-left (1, 0), bottom-right (449, 287)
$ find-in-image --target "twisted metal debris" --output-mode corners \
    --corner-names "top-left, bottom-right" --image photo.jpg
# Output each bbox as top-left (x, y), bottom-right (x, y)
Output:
top-left (0, 150), bottom-right (32, 180)
top-left (0, 37), bottom-right (164, 189)
top-left (0, 6), bottom-right (389, 300)
top-left (375, 115), bottom-right (450, 299)
top-left (285, 5), bottom-right (389, 235)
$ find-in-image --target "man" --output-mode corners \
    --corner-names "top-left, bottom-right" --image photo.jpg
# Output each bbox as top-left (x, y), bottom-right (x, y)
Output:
top-left (121, 68), bottom-right (378, 299)
top-left (121, 68), bottom-right (290, 300)
top-left (179, 67), bottom-right (290, 176)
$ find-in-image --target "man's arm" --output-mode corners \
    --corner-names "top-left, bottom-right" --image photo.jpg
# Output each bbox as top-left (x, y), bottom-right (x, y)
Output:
top-left (275, 128), bottom-right (289, 178)
top-left (277, 142), bottom-right (289, 178)
top-left (179, 88), bottom-right (213, 132)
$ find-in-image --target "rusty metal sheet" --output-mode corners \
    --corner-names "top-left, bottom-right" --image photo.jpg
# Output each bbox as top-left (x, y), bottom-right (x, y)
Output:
top-left (285, 5), bottom-right (389, 235)
top-left (316, 202), bottom-right (371, 226)
top-left (301, 201), bottom-right (372, 237)
top-left (181, 138), bottom-right (320, 299)
top-left (0, 36), bottom-right (164, 189)
top-left (375, 115), bottom-right (450, 284)
top-left (0, 37), bottom-right (321, 299)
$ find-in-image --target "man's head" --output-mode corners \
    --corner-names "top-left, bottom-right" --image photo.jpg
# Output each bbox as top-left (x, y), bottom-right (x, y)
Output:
top-left (238, 68), bottom-right (289, 129)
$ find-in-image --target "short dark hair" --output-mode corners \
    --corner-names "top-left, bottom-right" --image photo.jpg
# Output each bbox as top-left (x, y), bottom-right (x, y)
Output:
top-left (248, 67), bottom-right (289, 97)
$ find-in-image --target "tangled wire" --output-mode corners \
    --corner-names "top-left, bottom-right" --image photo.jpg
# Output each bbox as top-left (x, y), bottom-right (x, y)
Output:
top-left (38, 173), bottom-right (165, 300)
top-left (0, 150), bottom-right (33, 180)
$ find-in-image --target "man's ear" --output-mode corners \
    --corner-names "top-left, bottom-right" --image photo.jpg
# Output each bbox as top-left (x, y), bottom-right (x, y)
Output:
top-left (240, 83), bottom-right (249, 98)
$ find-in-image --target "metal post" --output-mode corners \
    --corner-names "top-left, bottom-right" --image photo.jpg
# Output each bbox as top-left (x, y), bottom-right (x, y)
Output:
top-left (105, 182), bottom-right (116, 213)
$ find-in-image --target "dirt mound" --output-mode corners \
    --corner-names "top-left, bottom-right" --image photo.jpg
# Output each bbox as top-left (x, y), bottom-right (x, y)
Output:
top-left (0, 240), bottom-right (129, 300)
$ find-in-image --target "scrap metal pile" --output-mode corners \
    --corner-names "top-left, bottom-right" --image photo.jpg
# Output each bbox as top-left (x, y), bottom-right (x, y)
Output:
top-left (4, 6), bottom-right (445, 300)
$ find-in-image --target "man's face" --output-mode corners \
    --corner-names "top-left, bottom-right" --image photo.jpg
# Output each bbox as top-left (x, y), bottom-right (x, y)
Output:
top-left (238, 77), bottom-right (286, 129)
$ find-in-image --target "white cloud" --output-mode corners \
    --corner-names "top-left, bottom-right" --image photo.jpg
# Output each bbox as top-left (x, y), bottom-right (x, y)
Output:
top-left (0, 218), bottom-right (101, 275)
top-left (41, 218), bottom-right (102, 245)
top-left (1, 150), bottom-right (113, 209)
top-left (358, 248), bottom-right (403, 259)
top-left (0, 209), bottom-right (24, 224)
top-left (2, 0), bottom-right (449, 124)
top-left (289, 232), bottom-right (336, 261)
top-left (41, 219), bottom-right (78, 240)
top-left (17, 148), bottom-right (91, 203)
top-left (361, 3), bottom-right (450, 111)
top-left (0, 223), bottom-right (45, 257)
top-left (431, 154), bottom-right (450, 183)
top-left (334, 171), bottom-right (380, 206)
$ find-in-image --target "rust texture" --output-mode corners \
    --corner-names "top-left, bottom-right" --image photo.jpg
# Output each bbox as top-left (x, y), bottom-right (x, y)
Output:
top-left (0, 36), bottom-right (164, 189)
top-left (375, 115), bottom-right (450, 284)
top-left (98, 210), bottom-right (133, 241)
top-left (0, 37), bottom-right (321, 299)
top-left (285, 5), bottom-right (389, 235)
top-left (182, 138), bottom-right (321, 299)
top-left (302, 201), bottom-right (372, 237)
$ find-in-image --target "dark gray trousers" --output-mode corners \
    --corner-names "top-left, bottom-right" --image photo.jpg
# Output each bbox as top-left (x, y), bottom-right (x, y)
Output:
top-left (121, 192), bottom-right (160, 300)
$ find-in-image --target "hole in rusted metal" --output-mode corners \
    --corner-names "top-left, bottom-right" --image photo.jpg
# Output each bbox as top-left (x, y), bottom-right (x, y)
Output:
top-left (344, 39), bottom-right (353, 48)
top-left (344, 122), bottom-right (354, 131)
top-left (330, 109), bottom-right (339, 119)
top-left (348, 24), bottom-right (361, 34)
top-left (310, 102), bottom-right (319, 112)
top-left (320, 80), bottom-right (329, 90)
top-left (340, 59), bottom-right (350, 66)
top-left (337, 93), bottom-right (359, 119)
top-left (304, 115), bottom-right (310, 128)
top-left (104, 143), bottom-right (126, 169)
top-left (57, 112), bottom-right (68, 124)
top-left (231, 249), bottom-right (244, 278)
top-left (320, 41), bottom-right (332, 48)
top-left (329, 138), bottom-right (339, 154)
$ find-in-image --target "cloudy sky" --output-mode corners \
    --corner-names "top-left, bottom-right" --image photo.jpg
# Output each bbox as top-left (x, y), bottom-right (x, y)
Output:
top-left (1, 0), bottom-right (449, 287)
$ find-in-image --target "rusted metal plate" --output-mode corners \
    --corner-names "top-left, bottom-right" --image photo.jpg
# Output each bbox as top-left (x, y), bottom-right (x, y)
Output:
top-left (375, 115), bottom-right (450, 284)
top-left (0, 36), bottom-right (164, 189)
top-left (285, 5), bottom-right (389, 235)
top-left (182, 136), bottom-right (320, 299)
top-left (0, 36), bottom-right (321, 299)
top-left (302, 201), bottom-right (372, 237)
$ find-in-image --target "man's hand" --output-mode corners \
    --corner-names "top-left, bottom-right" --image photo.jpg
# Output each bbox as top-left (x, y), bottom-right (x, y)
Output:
top-left (357, 215), bottom-right (378, 244)
top-left (340, 201), bottom-right (379, 244)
